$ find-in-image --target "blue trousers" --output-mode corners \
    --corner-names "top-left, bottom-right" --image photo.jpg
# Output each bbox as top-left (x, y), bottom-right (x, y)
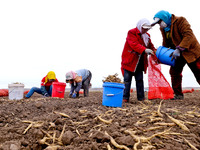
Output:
top-left (123, 69), bottom-right (144, 101)
top-left (25, 85), bottom-right (53, 98)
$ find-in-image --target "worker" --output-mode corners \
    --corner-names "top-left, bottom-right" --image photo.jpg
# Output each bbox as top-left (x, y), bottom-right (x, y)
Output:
top-left (65, 69), bottom-right (92, 98)
top-left (151, 10), bottom-right (200, 100)
top-left (25, 71), bottom-right (58, 98)
top-left (121, 18), bottom-right (156, 102)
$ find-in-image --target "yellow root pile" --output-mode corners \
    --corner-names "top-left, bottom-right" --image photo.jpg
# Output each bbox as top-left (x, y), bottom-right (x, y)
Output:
top-left (102, 73), bottom-right (123, 83)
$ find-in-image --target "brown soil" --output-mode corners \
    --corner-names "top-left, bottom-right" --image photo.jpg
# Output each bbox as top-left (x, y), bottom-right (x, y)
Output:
top-left (0, 90), bottom-right (200, 150)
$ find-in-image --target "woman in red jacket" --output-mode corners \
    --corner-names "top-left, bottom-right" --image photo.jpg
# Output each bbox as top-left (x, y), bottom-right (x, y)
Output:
top-left (121, 18), bottom-right (156, 102)
top-left (25, 71), bottom-right (58, 98)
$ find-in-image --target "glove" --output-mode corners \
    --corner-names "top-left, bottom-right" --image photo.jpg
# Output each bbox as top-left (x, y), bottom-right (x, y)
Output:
top-left (145, 49), bottom-right (154, 55)
top-left (170, 49), bottom-right (180, 61)
top-left (72, 93), bottom-right (77, 98)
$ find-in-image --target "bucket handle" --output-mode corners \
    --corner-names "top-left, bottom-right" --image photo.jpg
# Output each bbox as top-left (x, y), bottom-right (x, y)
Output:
top-left (9, 88), bottom-right (20, 94)
top-left (56, 90), bottom-right (64, 93)
top-left (106, 94), bottom-right (114, 96)
top-left (104, 90), bottom-right (124, 97)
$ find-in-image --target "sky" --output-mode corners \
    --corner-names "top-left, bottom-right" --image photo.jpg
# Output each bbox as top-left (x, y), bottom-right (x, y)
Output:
top-left (0, 0), bottom-right (200, 89)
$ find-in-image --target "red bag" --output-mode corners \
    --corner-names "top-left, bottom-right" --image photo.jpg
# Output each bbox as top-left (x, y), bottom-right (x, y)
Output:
top-left (182, 88), bottom-right (194, 93)
top-left (148, 55), bottom-right (174, 100)
top-left (0, 89), bottom-right (8, 97)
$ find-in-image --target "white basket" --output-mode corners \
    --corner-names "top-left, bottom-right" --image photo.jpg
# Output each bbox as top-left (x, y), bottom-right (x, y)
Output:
top-left (8, 84), bottom-right (24, 100)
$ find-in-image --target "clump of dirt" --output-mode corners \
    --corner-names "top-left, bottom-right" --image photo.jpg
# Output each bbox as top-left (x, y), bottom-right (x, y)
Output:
top-left (102, 73), bottom-right (123, 83)
top-left (0, 90), bottom-right (200, 150)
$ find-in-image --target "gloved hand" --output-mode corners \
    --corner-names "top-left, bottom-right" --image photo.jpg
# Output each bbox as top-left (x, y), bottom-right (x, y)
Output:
top-left (170, 49), bottom-right (180, 61)
top-left (145, 49), bottom-right (154, 55)
top-left (72, 93), bottom-right (77, 98)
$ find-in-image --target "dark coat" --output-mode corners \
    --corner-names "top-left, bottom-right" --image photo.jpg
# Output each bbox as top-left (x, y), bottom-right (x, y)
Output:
top-left (161, 14), bottom-right (200, 63)
top-left (121, 27), bottom-right (155, 75)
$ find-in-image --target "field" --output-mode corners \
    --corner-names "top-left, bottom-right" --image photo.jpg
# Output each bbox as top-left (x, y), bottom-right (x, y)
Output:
top-left (0, 90), bottom-right (200, 150)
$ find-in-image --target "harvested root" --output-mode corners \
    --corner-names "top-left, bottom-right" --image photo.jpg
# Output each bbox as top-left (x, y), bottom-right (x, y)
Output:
top-left (107, 144), bottom-right (113, 150)
top-left (184, 138), bottom-right (198, 150)
top-left (40, 124), bottom-right (66, 147)
top-left (166, 114), bottom-right (190, 132)
top-left (57, 124), bottom-right (66, 145)
top-left (79, 109), bottom-right (88, 113)
top-left (48, 122), bottom-right (56, 130)
top-left (39, 137), bottom-right (49, 145)
top-left (105, 110), bottom-right (114, 116)
top-left (45, 145), bottom-right (61, 150)
top-left (184, 121), bottom-right (197, 126)
top-left (154, 122), bottom-right (176, 126)
top-left (53, 111), bottom-right (70, 118)
top-left (102, 73), bottom-right (123, 83)
top-left (105, 131), bottom-right (129, 150)
top-left (41, 129), bottom-right (53, 139)
top-left (135, 120), bottom-right (146, 126)
top-left (97, 116), bottom-right (112, 124)
top-left (146, 126), bottom-right (164, 131)
top-left (76, 129), bottom-right (81, 136)
top-left (70, 120), bottom-right (88, 125)
top-left (134, 139), bottom-right (140, 150)
top-left (157, 100), bottom-right (163, 117)
top-left (142, 144), bottom-right (155, 150)
top-left (149, 117), bottom-right (163, 123)
top-left (22, 120), bottom-right (44, 134)
top-left (125, 128), bottom-right (171, 150)
top-left (23, 123), bottom-right (32, 134)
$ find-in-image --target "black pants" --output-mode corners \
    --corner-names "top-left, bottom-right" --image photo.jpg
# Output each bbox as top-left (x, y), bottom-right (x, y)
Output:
top-left (123, 69), bottom-right (144, 101)
top-left (170, 56), bottom-right (200, 96)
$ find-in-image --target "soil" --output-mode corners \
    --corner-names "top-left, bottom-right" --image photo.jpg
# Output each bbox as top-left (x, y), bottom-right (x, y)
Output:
top-left (0, 90), bottom-right (200, 150)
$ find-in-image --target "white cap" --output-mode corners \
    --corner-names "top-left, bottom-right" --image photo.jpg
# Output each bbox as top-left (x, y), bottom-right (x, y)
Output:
top-left (142, 24), bottom-right (151, 29)
top-left (151, 18), bottom-right (160, 26)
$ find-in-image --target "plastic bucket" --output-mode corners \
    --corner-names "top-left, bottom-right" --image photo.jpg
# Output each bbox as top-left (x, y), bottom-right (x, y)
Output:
top-left (156, 46), bottom-right (175, 67)
top-left (102, 82), bottom-right (125, 107)
top-left (8, 83), bottom-right (24, 100)
top-left (52, 82), bottom-right (66, 98)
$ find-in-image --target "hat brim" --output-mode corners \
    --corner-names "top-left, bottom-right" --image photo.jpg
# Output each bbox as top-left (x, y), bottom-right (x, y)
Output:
top-left (151, 18), bottom-right (161, 27)
top-left (142, 25), bottom-right (151, 29)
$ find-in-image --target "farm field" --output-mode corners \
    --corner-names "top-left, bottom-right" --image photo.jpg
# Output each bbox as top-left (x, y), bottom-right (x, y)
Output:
top-left (0, 90), bottom-right (200, 150)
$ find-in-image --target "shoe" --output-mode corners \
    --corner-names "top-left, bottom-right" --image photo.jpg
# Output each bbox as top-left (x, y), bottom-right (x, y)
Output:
top-left (123, 99), bottom-right (129, 103)
top-left (43, 93), bottom-right (50, 97)
top-left (24, 95), bottom-right (29, 99)
top-left (171, 95), bottom-right (184, 100)
top-left (138, 97), bottom-right (145, 101)
top-left (138, 99), bottom-right (145, 101)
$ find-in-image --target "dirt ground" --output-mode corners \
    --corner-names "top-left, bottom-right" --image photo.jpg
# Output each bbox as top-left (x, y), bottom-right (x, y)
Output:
top-left (0, 90), bottom-right (200, 150)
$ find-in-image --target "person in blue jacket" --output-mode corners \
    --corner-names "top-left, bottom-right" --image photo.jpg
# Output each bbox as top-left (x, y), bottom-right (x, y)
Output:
top-left (65, 69), bottom-right (92, 98)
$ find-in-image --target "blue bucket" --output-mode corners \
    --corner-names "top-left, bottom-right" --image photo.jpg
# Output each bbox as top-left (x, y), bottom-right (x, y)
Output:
top-left (156, 46), bottom-right (175, 67)
top-left (102, 82), bottom-right (125, 107)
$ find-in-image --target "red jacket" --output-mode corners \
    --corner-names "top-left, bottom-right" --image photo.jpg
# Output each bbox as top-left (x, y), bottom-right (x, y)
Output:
top-left (121, 28), bottom-right (156, 75)
top-left (40, 76), bottom-right (58, 87)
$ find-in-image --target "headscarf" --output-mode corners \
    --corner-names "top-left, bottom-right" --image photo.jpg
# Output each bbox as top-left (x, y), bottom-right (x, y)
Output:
top-left (154, 10), bottom-right (172, 32)
top-left (136, 18), bottom-right (151, 47)
top-left (65, 71), bottom-right (77, 80)
top-left (45, 71), bottom-right (56, 83)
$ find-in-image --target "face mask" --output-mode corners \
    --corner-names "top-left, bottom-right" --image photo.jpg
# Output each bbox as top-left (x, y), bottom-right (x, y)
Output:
top-left (159, 21), bottom-right (167, 28)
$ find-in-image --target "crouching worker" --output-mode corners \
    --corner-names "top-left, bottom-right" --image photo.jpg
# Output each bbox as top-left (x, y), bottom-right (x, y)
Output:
top-left (25, 71), bottom-right (58, 98)
top-left (65, 69), bottom-right (92, 98)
